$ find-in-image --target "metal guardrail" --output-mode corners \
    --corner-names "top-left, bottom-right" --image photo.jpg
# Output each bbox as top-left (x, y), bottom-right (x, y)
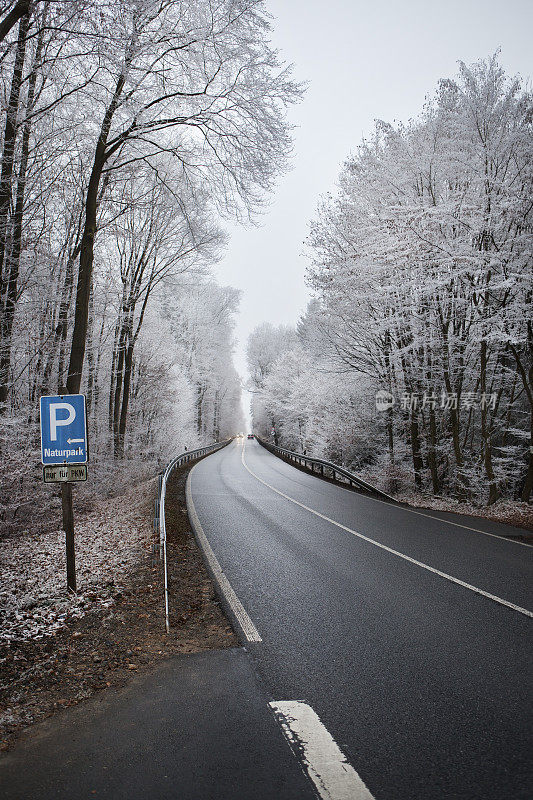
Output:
top-left (256, 437), bottom-right (396, 503)
top-left (158, 439), bottom-right (231, 632)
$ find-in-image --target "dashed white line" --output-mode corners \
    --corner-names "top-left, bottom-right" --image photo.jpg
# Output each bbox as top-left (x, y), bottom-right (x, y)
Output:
top-left (242, 443), bottom-right (533, 620)
top-left (186, 468), bottom-right (262, 642)
top-left (270, 701), bottom-right (375, 800)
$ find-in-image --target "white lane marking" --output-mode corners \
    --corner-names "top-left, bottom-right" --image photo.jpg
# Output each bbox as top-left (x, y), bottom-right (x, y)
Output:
top-left (186, 468), bottom-right (262, 642)
top-left (259, 444), bottom-right (533, 548)
top-left (242, 444), bottom-right (533, 619)
top-left (270, 701), bottom-right (375, 800)
top-left (377, 502), bottom-right (533, 547)
top-left (336, 483), bottom-right (533, 548)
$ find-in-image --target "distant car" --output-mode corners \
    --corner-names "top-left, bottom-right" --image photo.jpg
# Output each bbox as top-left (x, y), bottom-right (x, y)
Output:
top-left (247, 434), bottom-right (254, 439)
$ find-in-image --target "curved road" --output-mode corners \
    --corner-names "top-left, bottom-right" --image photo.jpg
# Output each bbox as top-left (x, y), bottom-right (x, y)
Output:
top-left (188, 438), bottom-right (532, 800)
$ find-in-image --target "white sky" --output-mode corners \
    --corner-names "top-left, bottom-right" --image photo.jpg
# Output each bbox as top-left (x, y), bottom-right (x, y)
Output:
top-left (213, 0), bottom-right (532, 421)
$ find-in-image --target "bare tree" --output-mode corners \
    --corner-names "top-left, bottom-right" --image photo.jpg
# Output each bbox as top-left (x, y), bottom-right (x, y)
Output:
top-left (66, 0), bottom-right (302, 395)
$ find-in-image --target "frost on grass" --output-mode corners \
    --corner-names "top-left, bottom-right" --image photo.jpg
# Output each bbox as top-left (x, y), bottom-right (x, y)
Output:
top-left (0, 479), bottom-right (156, 643)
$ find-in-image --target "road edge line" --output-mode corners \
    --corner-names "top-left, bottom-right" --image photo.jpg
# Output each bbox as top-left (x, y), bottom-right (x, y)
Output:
top-left (186, 465), bottom-right (262, 643)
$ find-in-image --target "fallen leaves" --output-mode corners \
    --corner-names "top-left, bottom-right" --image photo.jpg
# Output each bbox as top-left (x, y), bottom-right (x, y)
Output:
top-left (0, 464), bottom-right (237, 752)
top-left (0, 479), bottom-right (156, 644)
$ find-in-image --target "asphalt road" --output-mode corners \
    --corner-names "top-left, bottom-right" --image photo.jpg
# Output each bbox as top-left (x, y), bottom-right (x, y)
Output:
top-left (188, 437), bottom-right (533, 800)
top-left (0, 649), bottom-right (317, 800)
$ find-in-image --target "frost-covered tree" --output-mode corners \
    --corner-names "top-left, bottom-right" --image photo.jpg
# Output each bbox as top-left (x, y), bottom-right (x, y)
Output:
top-left (246, 321), bottom-right (297, 442)
top-left (0, 0), bottom-right (300, 455)
top-left (64, 0), bottom-right (302, 396)
top-left (0, 0), bottom-right (300, 534)
top-left (252, 56), bottom-right (532, 506)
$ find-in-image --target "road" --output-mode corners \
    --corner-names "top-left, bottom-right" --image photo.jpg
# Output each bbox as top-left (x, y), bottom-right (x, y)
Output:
top-left (188, 437), bottom-right (533, 800)
top-left (0, 649), bottom-right (317, 800)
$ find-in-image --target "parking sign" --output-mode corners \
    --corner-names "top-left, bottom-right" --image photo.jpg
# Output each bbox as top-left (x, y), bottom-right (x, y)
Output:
top-left (40, 394), bottom-right (88, 465)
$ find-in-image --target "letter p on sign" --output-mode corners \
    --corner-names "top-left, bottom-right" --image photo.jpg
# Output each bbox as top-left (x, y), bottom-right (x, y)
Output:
top-left (49, 402), bottom-right (76, 441)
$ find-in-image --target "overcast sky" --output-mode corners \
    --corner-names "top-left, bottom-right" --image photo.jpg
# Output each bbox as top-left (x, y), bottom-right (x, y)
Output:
top-left (213, 0), bottom-right (532, 420)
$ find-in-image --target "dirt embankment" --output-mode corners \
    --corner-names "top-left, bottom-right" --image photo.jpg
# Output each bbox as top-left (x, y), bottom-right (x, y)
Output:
top-left (0, 462), bottom-right (237, 751)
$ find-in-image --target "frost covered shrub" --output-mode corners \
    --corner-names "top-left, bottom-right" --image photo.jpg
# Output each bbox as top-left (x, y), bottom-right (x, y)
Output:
top-left (375, 457), bottom-right (416, 497)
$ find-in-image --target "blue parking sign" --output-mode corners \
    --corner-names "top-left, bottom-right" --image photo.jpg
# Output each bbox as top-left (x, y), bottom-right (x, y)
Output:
top-left (40, 394), bottom-right (88, 465)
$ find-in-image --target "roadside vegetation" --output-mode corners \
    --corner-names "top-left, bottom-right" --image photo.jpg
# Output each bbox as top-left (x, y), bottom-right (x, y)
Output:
top-left (249, 56), bottom-right (532, 516)
top-left (0, 461), bottom-right (237, 751)
top-left (0, 0), bottom-right (301, 531)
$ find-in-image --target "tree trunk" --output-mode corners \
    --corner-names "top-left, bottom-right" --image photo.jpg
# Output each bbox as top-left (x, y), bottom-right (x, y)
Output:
top-left (387, 408), bottom-right (395, 465)
top-left (66, 157), bottom-right (102, 394)
top-left (522, 410), bottom-right (533, 503)
top-left (409, 415), bottom-right (424, 489)
top-left (398, 341), bottom-right (424, 490)
top-left (508, 339), bottom-right (533, 503)
top-left (480, 339), bottom-right (499, 504)
top-left (112, 319), bottom-right (128, 453)
top-left (384, 329), bottom-right (395, 465)
top-left (441, 341), bottom-right (467, 497)
top-left (196, 383), bottom-right (204, 437)
top-left (86, 287), bottom-right (95, 415)
top-left (271, 416), bottom-right (279, 447)
top-left (66, 67), bottom-right (128, 395)
top-left (0, 11), bottom-right (29, 279)
top-left (213, 390), bottom-right (220, 441)
top-left (0, 11), bottom-right (30, 409)
top-left (108, 317), bottom-right (121, 434)
top-left (113, 286), bottom-right (150, 458)
top-left (0, 0), bottom-right (31, 45)
top-left (116, 342), bottom-right (134, 458)
top-left (427, 401), bottom-right (439, 494)
top-left (426, 359), bottom-right (439, 494)
top-left (50, 251), bottom-right (76, 392)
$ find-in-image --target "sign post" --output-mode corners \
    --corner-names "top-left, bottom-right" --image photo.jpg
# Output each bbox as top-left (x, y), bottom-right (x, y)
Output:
top-left (61, 482), bottom-right (76, 592)
top-left (40, 394), bottom-right (88, 593)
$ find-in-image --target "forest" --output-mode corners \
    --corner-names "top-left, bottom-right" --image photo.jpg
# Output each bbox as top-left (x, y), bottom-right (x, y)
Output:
top-left (249, 56), bottom-right (532, 507)
top-left (0, 0), bottom-right (300, 534)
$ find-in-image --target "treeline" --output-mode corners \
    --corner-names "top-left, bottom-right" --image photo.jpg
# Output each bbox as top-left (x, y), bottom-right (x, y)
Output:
top-left (0, 0), bottom-right (300, 498)
top-left (249, 57), bottom-right (532, 505)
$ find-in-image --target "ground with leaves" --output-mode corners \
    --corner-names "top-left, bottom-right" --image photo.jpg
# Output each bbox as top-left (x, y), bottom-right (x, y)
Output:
top-left (0, 463), bottom-right (237, 751)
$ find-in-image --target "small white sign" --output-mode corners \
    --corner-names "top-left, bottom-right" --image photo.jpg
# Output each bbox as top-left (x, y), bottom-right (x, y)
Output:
top-left (43, 464), bottom-right (88, 483)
